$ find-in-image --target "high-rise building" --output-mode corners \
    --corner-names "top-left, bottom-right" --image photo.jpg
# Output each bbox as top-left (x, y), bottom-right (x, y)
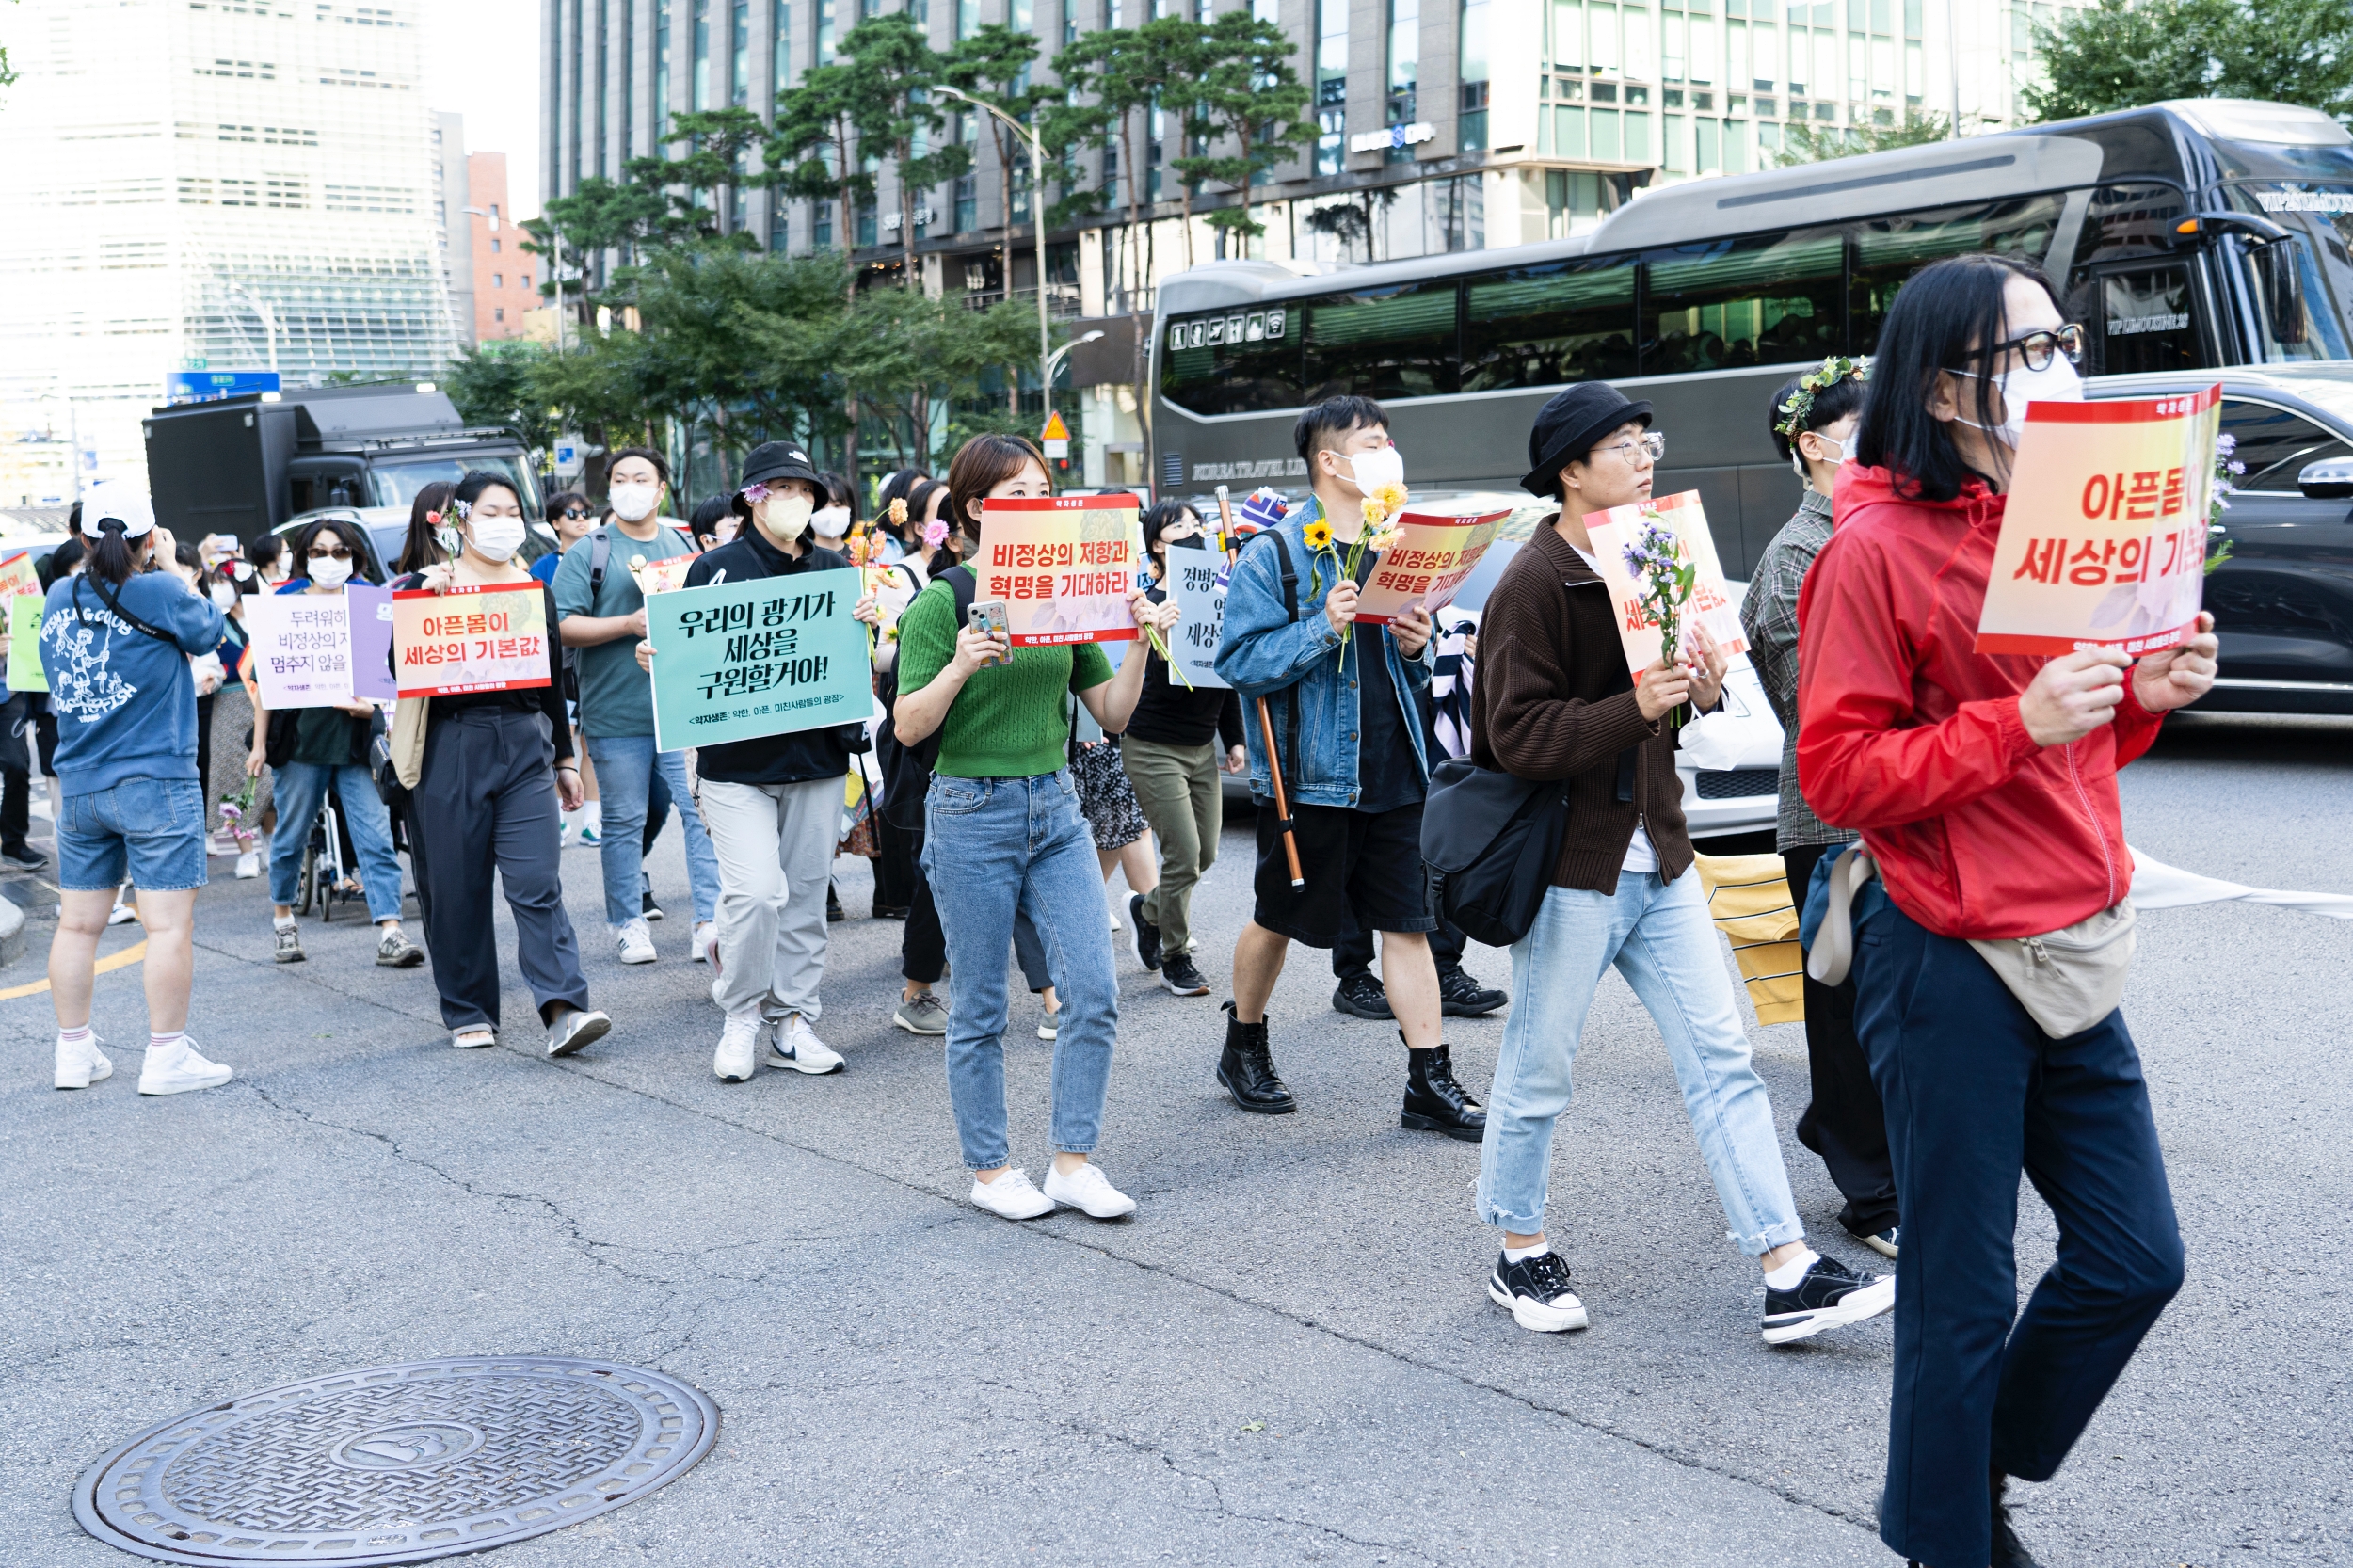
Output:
top-left (435, 113), bottom-right (479, 351)
top-left (467, 153), bottom-right (541, 340)
top-left (0, 0), bottom-right (461, 491)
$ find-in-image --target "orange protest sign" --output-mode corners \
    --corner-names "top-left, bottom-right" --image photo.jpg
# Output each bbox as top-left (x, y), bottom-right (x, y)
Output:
top-left (392, 581), bottom-right (552, 697)
top-left (631, 555), bottom-right (696, 596)
top-left (1582, 489), bottom-right (1748, 676)
top-left (1975, 385), bottom-right (2218, 656)
top-left (1353, 508), bottom-right (1513, 626)
top-left (0, 552), bottom-right (40, 602)
top-left (976, 495), bottom-right (1144, 645)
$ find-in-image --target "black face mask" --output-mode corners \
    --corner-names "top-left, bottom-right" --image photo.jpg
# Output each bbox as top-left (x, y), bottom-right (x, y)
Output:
top-left (1165, 534), bottom-right (1209, 552)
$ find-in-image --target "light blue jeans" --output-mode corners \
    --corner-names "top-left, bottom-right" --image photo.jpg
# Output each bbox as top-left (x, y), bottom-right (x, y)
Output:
top-left (921, 770), bottom-right (1118, 1171)
top-left (1476, 871), bottom-right (1805, 1254)
top-left (584, 734), bottom-right (721, 928)
top-left (268, 761), bottom-right (404, 923)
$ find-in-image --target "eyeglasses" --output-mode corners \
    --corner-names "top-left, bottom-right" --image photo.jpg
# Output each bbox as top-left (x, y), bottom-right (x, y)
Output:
top-left (1597, 432), bottom-right (1667, 465)
top-left (1957, 323), bottom-right (2085, 373)
top-left (560, 507), bottom-right (591, 520)
top-left (307, 546), bottom-right (353, 561)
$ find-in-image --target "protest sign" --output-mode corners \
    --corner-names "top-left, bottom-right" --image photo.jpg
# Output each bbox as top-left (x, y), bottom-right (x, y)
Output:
top-left (7, 594), bottom-right (45, 693)
top-left (1166, 547), bottom-right (1231, 690)
top-left (976, 495), bottom-right (1144, 645)
top-left (346, 584), bottom-right (397, 702)
top-left (1975, 385), bottom-right (2218, 656)
top-left (1353, 507), bottom-right (1513, 625)
top-left (0, 552), bottom-right (40, 602)
top-left (1583, 489), bottom-right (1749, 676)
top-left (392, 580), bottom-right (552, 698)
top-left (647, 568), bottom-right (870, 751)
top-left (246, 592), bottom-right (357, 709)
top-left (631, 554), bottom-right (697, 597)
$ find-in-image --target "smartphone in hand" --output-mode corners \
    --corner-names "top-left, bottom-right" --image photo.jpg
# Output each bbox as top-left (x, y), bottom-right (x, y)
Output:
top-left (967, 599), bottom-right (1014, 666)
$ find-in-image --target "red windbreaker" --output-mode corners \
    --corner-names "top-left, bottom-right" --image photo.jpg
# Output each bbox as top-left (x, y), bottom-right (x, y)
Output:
top-left (1795, 464), bottom-right (2167, 940)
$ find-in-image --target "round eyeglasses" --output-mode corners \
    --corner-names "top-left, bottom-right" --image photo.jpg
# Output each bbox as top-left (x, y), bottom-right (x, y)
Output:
top-left (1597, 431), bottom-right (1667, 465)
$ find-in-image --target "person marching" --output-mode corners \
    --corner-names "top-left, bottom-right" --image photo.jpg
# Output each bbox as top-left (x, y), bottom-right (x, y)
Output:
top-left (1796, 254), bottom-right (2213, 1568)
top-left (397, 470), bottom-right (610, 1057)
top-left (553, 447), bottom-right (721, 966)
top-left (1211, 396), bottom-right (1483, 1139)
top-left (41, 482), bottom-right (234, 1096)
top-left (891, 434), bottom-right (1173, 1221)
top-left (1469, 382), bottom-right (1894, 1345)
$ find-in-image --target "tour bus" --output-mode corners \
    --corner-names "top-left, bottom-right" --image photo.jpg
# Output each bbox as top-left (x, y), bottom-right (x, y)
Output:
top-left (1150, 97), bottom-right (2353, 580)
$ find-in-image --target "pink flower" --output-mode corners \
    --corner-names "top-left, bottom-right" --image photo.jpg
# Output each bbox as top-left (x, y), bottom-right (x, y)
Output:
top-left (921, 519), bottom-right (949, 549)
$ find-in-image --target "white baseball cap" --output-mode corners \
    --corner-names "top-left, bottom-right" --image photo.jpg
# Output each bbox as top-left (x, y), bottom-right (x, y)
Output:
top-left (81, 480), bottom-right (156, 539)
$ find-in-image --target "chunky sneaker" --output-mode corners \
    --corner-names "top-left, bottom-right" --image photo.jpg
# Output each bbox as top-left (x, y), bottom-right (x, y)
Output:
top-left (893, 990), bottom-right (950, 1035)
top-left (1216, 1000), bottom-right (1295, 1114)
top-left (694, 921), bottom-right (719, 968)
top-left (713, 1016), bottom-right (760, 1082)
top-left (2, 842), bottom-right (47, 871)
top-left (1991, 1472), bottom-right (2043, 1567)
top-left (108, 898), bottom-right (138, 926)
top-left (54, 1032), bottom-right (112, 1090)
top-left (1043, 1160), bottom-right (1137, 1219)
top-left (273, 923), bottom-right (306, 964)
top-left (1159, 952), bottom-right (1210, 997)
top-left (138, 1038), bottom-right (232, 1096)
top-left (1852, 1224), bottom-right (1899, 1260)
top-left (547, 1008), bottom-right (612, 1058)
top-left (1438, 966), bottom-right (1509, 1017)
top-left (766, 1015), bottom-right (844, 1074)
top-left (642, 888), bottom-right (664, 921)
top-left (1761, 1254), bottom-right (1897, 1345)
top-left (970, 1167), bottom-right (1055, 1220)
top-left (234, 850), bottom-right (261, 879)
top-left (1128, 893), bottom-right (1161, 971)
top-left (375, 928), bottom-right (425, 968)
top-left (1488, 1249), bottom-right (1590, 1333)
top-left (615, 919), bottom-right (657, 965)
top-left (1036, 1005), bottom-right (1059, 1042)
top-left (1332, 971), bottom-right (1393, 1020)
top-left (1401, 1038), bottom-right (1485, 1141)
top-left (576, 823), bottom-right (603, 847)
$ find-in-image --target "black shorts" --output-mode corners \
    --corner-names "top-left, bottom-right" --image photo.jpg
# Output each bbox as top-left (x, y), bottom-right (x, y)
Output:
top-left (1252, 799), bottom-right (1435, 949)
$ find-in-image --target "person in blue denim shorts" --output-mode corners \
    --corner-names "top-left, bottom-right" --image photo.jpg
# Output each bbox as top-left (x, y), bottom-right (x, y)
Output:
top-left (39, 482), bottom-right (233, 1096)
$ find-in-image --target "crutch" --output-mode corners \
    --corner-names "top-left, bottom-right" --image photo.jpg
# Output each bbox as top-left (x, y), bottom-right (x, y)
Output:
top-left (1215, 485), bottom-right (1303, 889)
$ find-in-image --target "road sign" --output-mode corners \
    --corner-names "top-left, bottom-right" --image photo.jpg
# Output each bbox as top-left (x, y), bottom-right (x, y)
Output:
top-left (165, 370), bottom-right (280, 405)
top-left (552, 433), bottom-right (585, 478)
top-left (1040, 409), bottom-right (1070, 461)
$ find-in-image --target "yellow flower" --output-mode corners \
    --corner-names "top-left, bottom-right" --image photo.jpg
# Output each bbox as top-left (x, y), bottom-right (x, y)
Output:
top-left (1359, 497), bottom-right (1388, 530)
top-left (1302, 519), bottom-right (1334, 550)
top-left (1370, 481), bottom-right (1408, 517)
top-left (888, 497), bottom-right (908, 527)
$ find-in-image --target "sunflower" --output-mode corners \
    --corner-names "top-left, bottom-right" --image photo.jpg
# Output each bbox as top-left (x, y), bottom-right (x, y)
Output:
top-left (1302, 518), bottom-right (1334, 551)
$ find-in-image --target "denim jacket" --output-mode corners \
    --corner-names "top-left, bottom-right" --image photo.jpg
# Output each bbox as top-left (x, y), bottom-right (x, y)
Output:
top-left (1212, 499), bottom-right (1433, 808)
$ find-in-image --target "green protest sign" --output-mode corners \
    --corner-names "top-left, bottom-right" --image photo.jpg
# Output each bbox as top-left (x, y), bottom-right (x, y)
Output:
top-left (8, 594), bottom-right (46, 693)
top-left (647, 567), bottom-right (870, 751)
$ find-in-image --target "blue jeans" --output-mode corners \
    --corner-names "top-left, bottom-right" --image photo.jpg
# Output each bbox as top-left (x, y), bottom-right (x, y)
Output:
top-left (584, 734), bottom-right (720, 927)
top-left (268, 761), bottom-right (405, 923)
top-left (1477, 871), bottom-right (1804, 1253)
top-left (58, 777), bottom-right (208, 893)
top-left (921, 770), bottom-right (1117, 1171)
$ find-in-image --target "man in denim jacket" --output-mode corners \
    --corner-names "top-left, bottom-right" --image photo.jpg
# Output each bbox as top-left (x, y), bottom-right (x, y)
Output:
top-left (1210, 396), bottom-right (1484, 1139)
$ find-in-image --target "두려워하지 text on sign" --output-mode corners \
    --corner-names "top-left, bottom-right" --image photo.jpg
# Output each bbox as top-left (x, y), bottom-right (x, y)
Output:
top-left (1976, 385), bottom-right (2219, 656)
top-left (645, 568), bottom-right (871, 751)
top-left (392, 581), bottom-right (551, 697)
top-left (976, 496), bottom-right (1144, 645)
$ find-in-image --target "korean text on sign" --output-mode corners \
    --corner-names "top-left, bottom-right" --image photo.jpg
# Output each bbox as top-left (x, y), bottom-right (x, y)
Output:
top-left (1167, 552), bottom-right (1231, 690)
top-left (977, 496), bottom-right (1145, 646)
top-left (1351, 508), bottom-right (1513, 626)
top-left (1581, 489), bottom-right (1750, 677)
top-left (247, 591), bottom-right (360, 709)
top-left (1976, 384), bottom-right (2218, 656)
top-left (391, 580), bottom-right (551, 698)
top-left (645, 568), bottom-right (872, 751)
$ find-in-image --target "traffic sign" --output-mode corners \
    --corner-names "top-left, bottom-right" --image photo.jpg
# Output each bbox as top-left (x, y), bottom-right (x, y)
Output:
top-left (1040, 409), bottom-right (1070, 461)
top-left (166, 370), bottom-right (280, 405)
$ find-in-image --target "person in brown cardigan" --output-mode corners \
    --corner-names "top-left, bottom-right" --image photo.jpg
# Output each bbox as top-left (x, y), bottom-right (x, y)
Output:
top-left (1467, 381), bottom-right (1895, 1346)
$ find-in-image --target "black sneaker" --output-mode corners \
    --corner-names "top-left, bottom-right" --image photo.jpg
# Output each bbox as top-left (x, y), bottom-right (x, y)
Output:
top-left (642, 889), bottom-right (664, 921)
top-left (826, 884), bottom-right (845, 922)
top-left (872, 903), bottom-right (910, 920)
top-left (1438, 966), bottom-right (1508, 1017)
top-left (1128, 892), bottom-right (1161, 971)
top-left (1332, 971), bottom-right (1393, 1020)
top-left (1487, 1248), bottom-right (1589, 1333)
top-left (1159, 952), bottom-right (1209, 996)
top-left (1, 842), bottom-right (46, 871)
top-left (1991, 1472), bottom-right (2042, 1567)
top-left (1849, 1224), bottom-right (1898, 1260)
top-left (1761, 1254), bottom-right (1896, 1345)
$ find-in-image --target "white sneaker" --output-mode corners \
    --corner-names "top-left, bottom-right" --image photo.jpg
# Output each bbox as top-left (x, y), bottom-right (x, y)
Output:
top-left (55, 1032), bottom-right (112, 1090)
top-left (107, 900), bottom-right (138, 926)
top-left (970, 1166), bottom-right (1055, 1220)
top-left (693, 920), bottom-right (717, 965)
top-left (615, 919), bottom-right (657, 965)
top-left (233, 851), bottom-right (260, 880)
top-left (547, 1008), bottom-right (611, 1058)
top-left (451, 1027), bottom-right (497, 1049)
top-left (1042, 1160), bottom-right (1137, 1219)
top-left (713, 1015), bottom-right (760, 1082)
top-left (764, 1015), bottom-right (843, 1075)
top-left (138, 1038), bottom-right (232, 1096)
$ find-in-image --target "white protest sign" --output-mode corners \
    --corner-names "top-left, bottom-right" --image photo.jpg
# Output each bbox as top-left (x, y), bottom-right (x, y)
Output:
top-left (1166, 547), bottom-right (1230, 690)
top-left (246, 592), bottom-right (355, 709)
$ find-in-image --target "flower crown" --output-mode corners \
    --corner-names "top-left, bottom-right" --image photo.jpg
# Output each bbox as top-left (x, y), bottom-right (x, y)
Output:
top-left (1775, 355), bottom-right (1870, 443)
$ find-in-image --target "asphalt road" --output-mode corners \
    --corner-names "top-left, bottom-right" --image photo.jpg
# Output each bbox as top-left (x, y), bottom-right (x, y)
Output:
top-left (2, 712), bottom-right (2348, 1567)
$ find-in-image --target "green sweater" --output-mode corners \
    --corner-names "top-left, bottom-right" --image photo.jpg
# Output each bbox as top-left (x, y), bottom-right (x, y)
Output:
top-left (896, 576), bottom-right (1113, 778)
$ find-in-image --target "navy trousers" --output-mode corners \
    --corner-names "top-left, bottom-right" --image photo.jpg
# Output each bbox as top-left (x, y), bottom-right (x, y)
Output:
top-left (1852, 898), bottom-right (2184, 1568)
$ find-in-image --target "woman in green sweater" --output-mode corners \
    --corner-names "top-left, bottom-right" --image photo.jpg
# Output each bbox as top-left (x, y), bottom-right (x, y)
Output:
top-left (893, 435), bottom-right (1175, 1223)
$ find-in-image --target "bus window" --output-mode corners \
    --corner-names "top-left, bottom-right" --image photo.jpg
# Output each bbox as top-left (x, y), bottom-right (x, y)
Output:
top-left (2218, 399), bottom-right (2353, 491)
top-left (1461, 258), bottom-right (1639, 392)
top-left (1641, 231), bottom-right (1842, 375)
top-left (2096, 264), bottom-right (2200, 375)
top-left (1158, 307), bottom-right (1304, 415)
top-left (2068, 183), bottom-right (2187, 270)
top-left (1848, 194), bottom-right (2068, 352)
top-left (1302, 281), bottom-right (1462, 402)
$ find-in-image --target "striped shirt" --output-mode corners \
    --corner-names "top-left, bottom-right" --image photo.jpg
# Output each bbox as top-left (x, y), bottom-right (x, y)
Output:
top-left (1738, 488), bottom-right (1857, 854)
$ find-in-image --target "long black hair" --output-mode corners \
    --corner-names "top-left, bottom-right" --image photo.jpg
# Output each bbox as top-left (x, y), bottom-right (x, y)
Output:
top-left (397, 481), bottom-right (455, 574)
top-left (1854, 252), bottom-right (2060, 503)
top-left (292, 515), bottom-right (383, 585)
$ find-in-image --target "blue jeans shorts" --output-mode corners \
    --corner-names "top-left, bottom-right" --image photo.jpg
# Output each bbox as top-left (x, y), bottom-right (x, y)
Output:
top-left (59, 777), bottom-right (210, 893)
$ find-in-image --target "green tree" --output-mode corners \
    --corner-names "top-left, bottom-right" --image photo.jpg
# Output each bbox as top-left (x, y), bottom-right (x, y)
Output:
top-left (773, 60), bottom-right (874, 264)
top-left (1049, 18), bottom-right (1194, 300)
top-left (2024, 0), bottom-right (2353, 124)
top-left (944, 24), bottom-right (1056, 293)
top-left (1176, 11), bottom-right (1317, 255)
top-left (656, 106), bottom-right (778, 242)
top-left (1774, 107), bottom-right (1961, 165)
top-left (834, 15), bottom-right (972, 283)
top-left (444, 340), bottom-right (561, 455)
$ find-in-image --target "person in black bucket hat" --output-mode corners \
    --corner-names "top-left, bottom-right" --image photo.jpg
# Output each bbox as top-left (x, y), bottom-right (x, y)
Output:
top-left (1520, 383), bottom-right (1655, 499)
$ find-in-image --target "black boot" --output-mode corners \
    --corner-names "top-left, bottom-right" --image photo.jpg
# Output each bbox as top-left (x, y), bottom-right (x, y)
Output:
top-left (1401, 1035), bottom-right (1485, 1141)
top-left (1991, 1471), bottom-right (2042, 1567)
top-left (1217, 1001), bottom-right (1296, 1114)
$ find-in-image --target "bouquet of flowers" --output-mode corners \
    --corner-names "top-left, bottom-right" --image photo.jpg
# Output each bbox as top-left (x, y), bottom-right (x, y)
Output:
top-left (1620, 508), bottom-right (1699, 727)
top-left (2207, 432), bottom-right (2244, 575)
top-left (1332, 483), bottom-right (1406, 650)
top-left (215, 776), bottom-right (258, 858)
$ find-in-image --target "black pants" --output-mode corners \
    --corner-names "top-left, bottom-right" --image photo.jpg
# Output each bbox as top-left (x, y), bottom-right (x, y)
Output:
top-left (412, 709), bottom-right (590, 1032)
top-left (1852, 895), bottom-right (2183, 1568)
top-left (1783, 840), bottom-right (1900, 1238)
top-left (1333, 914), bottom-right (1467, 982)
top-left (902, 828), bottom-right (1052, 993)
top-left (874, 808), bottom-right (918, 910)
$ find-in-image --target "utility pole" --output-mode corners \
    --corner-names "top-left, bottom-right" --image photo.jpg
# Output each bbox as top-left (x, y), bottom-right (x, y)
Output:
top-left (936, 85), bottom-right (1050, 414)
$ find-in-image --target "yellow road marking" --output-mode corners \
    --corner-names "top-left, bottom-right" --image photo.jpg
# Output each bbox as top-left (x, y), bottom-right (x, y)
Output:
top-left (0, 938), bottom-right (149, 1000)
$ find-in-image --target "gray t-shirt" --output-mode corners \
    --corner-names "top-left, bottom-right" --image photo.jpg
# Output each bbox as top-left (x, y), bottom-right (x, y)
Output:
top-left (552, 522), bottom-right (698, 739)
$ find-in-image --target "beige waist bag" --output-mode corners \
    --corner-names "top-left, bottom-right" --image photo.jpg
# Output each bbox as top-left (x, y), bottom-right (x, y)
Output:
top-left (1807, 845), bottom-right (2136, 1039)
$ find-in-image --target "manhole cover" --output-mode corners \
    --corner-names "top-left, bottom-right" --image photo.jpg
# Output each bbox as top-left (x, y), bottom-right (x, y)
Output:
top-left (73, 1357), bottom-right (717, 1565)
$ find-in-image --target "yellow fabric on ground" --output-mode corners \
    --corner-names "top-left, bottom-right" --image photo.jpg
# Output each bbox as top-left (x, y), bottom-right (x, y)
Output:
top-left (1693, 852), bottom-right (1805, 1026)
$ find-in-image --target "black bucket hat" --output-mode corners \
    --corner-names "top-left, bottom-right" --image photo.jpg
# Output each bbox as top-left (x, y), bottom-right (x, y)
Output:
top-left (732, 441), bottom-right (823, 518)
top-left (1520, 383), bottom-right (1655, 499)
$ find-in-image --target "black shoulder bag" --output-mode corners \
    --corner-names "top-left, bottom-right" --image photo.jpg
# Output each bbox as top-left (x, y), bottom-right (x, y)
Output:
top-left (873, 564), bottom-right (977, 832)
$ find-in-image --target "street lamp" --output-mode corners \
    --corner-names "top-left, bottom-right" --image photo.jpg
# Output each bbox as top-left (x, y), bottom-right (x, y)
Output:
top-left (1044, 329), bottom-right (1105, 418)
top-left (226, 286), bottom-right (279, 375)
top-left (933, 84), bottom-right (1052, 420)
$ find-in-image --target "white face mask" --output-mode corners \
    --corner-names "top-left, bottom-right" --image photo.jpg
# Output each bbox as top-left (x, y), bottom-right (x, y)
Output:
top-left (467, 515), bottom-right (527, 562)
top-left (1346, 443), bottom-right (1405, 494)
top-left (1961, 357), bottom-right (2083, 449)
top-left (209, 582), bottom-right (236, 608)
top-left (809, 504), bottom-right (850, 539)
top-left (608, 483), bottom-right (660, 523)
top-left (309, 554), bottom-right (354, 589)
top-left (763, 493), bottom-right (814, 541)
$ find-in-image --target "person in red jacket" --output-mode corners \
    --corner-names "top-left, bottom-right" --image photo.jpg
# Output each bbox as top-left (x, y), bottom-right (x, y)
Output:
top-left (1796, 253), bottom-right (2218, 1568)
